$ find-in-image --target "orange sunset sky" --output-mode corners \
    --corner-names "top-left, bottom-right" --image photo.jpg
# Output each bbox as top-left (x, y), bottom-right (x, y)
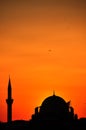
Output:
top-left (0, 0), bottom-right (86, 122)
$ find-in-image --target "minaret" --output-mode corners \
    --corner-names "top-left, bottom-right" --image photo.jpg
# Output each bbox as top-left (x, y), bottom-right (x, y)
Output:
top-left (6, 77), bottom-right (13, 122)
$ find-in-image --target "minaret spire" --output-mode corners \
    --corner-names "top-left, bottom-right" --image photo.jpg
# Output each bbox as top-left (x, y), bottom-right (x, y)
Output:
top-left (6, 77), bottom-right (14, 122)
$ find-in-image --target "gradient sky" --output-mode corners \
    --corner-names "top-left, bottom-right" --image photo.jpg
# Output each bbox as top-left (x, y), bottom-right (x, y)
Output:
top-left (0, 0), bottom-right (86, 122)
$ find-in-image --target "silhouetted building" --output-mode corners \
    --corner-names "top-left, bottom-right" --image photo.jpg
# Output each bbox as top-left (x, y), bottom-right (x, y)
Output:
top-left (1, 85), bottom-right (86, 130)
top-left (31, 93), bottom-right (77, 129)
top-left (6, 77), bottom-right (13, 122)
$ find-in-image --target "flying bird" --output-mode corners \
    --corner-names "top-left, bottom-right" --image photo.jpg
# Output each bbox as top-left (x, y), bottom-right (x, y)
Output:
top-left (48, 49), bottom-right (52, 52)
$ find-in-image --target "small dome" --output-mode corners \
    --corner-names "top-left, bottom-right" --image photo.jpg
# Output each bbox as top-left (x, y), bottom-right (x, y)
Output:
top-left (40, 95), bottom-right (68, 117)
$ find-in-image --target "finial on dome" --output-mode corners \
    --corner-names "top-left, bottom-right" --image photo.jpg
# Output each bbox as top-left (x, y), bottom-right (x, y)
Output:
top-left (53, 90), bottom-right (55, 96)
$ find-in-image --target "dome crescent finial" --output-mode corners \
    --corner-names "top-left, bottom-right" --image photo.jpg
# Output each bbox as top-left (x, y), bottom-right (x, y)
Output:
top-left (53, 90), bottom-right (55, 96)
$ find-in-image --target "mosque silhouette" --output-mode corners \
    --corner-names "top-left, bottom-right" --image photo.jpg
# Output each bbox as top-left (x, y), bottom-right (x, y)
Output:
top-left (0, 78), bottom-right (86, 130)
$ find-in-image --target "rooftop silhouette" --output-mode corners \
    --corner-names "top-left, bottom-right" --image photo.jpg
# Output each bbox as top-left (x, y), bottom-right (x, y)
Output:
top-left (0, 78), bottom-right (86, 130)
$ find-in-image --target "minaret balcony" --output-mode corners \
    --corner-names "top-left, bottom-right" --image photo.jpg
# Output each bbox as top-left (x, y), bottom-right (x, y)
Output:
top-left (6, 99), bottom-right (14, 104)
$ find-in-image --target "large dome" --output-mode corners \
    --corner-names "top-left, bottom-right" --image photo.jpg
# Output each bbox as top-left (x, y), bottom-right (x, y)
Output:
top-left (41, 95), bottom-right (67, 106)
top-left (40, 94), bottom-right (69, 117)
